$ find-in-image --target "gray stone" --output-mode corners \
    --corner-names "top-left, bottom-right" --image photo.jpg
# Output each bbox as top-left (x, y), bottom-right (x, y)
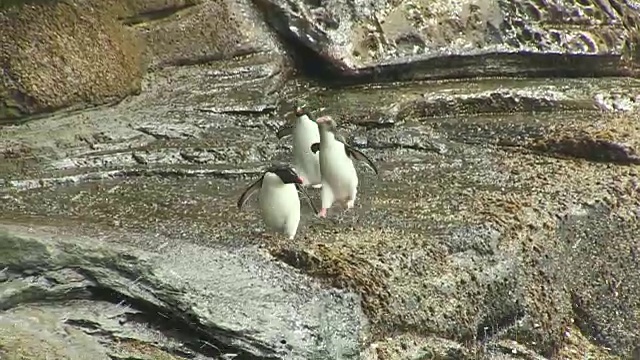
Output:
top-left (0, 226), bottom-right (367, 359)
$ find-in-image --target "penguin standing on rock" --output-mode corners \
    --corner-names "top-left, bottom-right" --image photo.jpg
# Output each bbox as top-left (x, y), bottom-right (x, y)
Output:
top-left (237, 164), bottom-right (318, 239)
top-left (311, 115), bottom-right (379, 218)
top-left (276, 104), bottom-right (322, 188)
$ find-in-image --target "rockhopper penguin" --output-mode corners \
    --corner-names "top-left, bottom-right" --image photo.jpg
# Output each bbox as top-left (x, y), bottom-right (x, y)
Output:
top-left (237, 164), bottom-right (318, 239)
top-left (276, 105), bottom-right (322, 188)
top-left (311, 115), bottom-right (379, 218)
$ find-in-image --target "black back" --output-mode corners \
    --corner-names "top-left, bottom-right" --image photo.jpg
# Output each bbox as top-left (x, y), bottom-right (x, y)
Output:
top-left (266, 164), bottom-right (303, 184)
top-left (237, 163), bottom-right (318, 213)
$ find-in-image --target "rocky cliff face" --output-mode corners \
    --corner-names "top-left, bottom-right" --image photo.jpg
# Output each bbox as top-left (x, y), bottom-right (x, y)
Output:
top-left (255, 0), bottom-right (640, 81)
top-left (0, 0), bottom-right (639, 360)
top-left (2, 0), bottom-right (640, 121)
top-left (0, 0), bottom-right (287, 120)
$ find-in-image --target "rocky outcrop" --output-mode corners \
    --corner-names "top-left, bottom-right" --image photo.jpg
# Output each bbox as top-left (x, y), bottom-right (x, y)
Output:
top-left (255, 0), bottom-right (640, 82)
top-left (1, 0), bottom-right (640, 359)
top-left (0, 0), bottom-right (287, 121)
top-left (114, 0), bottom-right (284, 69)
top-left (0, 60), bottom-right (639, 358)
top-left (0, 225), bottom-right (366, 359)
top-left (3, 0), bottom-right (640, 121)
top-left (0, 1), bottom-right (143, 120)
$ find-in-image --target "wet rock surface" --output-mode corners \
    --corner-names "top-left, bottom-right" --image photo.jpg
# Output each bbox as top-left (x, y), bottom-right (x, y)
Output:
top-left (1, 57), bottom-right (639, 359)
top-left (1, 0), bottom-right (640, 359)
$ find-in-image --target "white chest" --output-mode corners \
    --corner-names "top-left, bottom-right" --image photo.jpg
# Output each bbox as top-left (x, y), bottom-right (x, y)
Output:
top-left (319, 139), bottom-right (357, 185)
top-left (293, 120), bottom-right (320, 153)
top-left (258, 175), bottom-right (300, 229)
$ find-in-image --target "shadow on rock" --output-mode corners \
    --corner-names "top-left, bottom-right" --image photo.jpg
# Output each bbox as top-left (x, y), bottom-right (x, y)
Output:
top-left (0, 225), bottom-right (367, 359)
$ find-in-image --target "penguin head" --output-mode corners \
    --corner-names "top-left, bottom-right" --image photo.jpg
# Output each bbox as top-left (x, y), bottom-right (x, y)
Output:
top-left (294, 104), bottom-right (309, 118)
top-left (316, 115), bottom-right (337, 132)
top-left (267, 164), bottom-right (304, 184)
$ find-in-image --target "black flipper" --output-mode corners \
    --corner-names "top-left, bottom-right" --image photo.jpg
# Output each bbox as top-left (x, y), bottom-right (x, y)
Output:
top-left (237, 177), bottom-right (264, 210)
top-left (276, 126), bottom-right (294, 139)
top-left (310, 142), bottom-right (320, 154)
top-left (344, 144), bottom-right (379, 175)
top-left (296, 184), bottom-right (319, 213)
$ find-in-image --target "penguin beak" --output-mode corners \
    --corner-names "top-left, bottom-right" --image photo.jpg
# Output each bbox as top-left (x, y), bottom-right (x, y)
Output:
top-left (296, 176), bottom-right (304, 184)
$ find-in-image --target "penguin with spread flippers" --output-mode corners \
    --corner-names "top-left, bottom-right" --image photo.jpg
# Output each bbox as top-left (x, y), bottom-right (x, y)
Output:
top-left (311, 115), bottom-right (379, 218)
top-left (276, 104), bottom-right (322, 188)
top-left (237, 164), bottom-right (318, 239)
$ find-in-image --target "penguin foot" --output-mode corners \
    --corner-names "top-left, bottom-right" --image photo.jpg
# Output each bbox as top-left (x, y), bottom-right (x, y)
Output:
top-left (346, 200), bottom-right (355, 209)
top-left (318, 208), bottom-right (328, 218)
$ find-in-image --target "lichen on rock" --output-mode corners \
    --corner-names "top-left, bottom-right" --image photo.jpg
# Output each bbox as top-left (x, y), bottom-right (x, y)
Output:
top-left (0, 0), bottom-right (144, 121)
top-left (0, 0), bottom-right (287, 121)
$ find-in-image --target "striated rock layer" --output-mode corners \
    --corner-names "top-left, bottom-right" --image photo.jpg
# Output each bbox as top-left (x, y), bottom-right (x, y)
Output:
top-left (0, 62), bottom-right (639, 358)
top-left (254, 0), bottom-right (640, 81)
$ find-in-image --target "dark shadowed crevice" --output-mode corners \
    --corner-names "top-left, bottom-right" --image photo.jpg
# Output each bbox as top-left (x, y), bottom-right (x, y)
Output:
top-left (119, 1), bottom-right (199, 26)
top-left (527, 138), bottom-right (640, 165)
top-left (87, 285), bottom-right (281, 360)
top-left (157, 45), bottom-right (259, 68)
top-left (570, 291), bottom-right (613, 350)
top-left (474, 308), bottom-right (527, 342)
top-left (250, 0), bottom-right (640, 84)
top-left (313, 52), bottom-right (637, 87)
top-left (279, 35), bottom-right (344, 83)
top-left (250, 0), bottom-right (640, 87)
top-left (251, 0), bottom-right (347, 83)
